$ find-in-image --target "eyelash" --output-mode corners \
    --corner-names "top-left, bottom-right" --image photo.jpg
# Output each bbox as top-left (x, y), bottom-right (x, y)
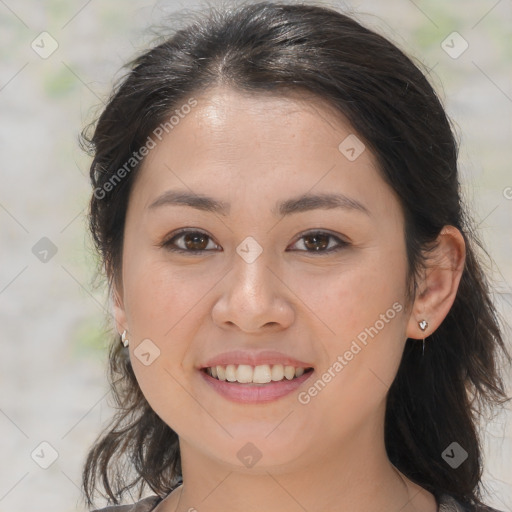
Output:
top-left (159, 228), bottom-right (350, 255)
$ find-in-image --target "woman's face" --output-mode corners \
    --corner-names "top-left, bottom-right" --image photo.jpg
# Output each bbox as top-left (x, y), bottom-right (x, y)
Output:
top-left (114, 86), bottom-right (417, 471)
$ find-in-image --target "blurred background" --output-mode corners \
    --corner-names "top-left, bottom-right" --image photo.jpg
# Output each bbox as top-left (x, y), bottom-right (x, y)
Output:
top-left (0, 0), bottom-right (511, 510)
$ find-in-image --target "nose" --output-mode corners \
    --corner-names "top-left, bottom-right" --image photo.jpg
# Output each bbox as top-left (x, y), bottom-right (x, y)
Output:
top-left (211, 250), bottom-right (295, 333)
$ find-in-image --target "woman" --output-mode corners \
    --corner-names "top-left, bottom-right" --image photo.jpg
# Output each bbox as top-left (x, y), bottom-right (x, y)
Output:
top-left (81, 2), bottom-right (511, 511)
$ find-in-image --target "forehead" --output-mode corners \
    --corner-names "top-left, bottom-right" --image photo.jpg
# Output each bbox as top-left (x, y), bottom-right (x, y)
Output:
top-left (182, 86), bottom-right (354, 149)
top-left (128, 86), bottom-right (396, 220)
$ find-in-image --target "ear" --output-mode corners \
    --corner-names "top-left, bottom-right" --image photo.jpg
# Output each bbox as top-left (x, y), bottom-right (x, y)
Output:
top-left (112, 281), bottom-right (128, 336)
top-left (406, 225), bottom-right (466, 340)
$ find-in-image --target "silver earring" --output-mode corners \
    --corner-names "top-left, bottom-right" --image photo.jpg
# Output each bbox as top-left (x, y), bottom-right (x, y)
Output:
top-left (418, 320), bottom-right (428, 356)
top-left (121, 330), bottom-right (129, 348)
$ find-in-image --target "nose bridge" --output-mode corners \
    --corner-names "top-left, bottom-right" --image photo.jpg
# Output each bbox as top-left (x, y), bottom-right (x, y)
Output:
top-left (212, 235), bottom-right (293, 331)
top-left (231, 237), bottom-right (274, 305)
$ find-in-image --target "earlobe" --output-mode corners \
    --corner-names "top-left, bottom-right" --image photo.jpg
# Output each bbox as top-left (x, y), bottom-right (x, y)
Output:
top-left (405, 225), bottom-right (466, 340)
top-left (112, 285), bottom-right (128, 336)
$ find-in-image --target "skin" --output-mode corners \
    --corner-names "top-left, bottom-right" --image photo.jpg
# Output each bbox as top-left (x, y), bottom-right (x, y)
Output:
top-left (113, 86), bottom-right (466, 512)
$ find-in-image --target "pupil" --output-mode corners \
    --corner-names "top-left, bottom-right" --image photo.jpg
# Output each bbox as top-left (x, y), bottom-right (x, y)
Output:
top-left (305, 234), bottom-right (328, 251)
top-left (186, 233), bottom-right (208, 250)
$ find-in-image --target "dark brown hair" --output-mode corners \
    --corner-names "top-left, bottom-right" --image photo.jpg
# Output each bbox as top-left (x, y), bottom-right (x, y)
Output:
top-left (81, 1), bottom-right (511, 508)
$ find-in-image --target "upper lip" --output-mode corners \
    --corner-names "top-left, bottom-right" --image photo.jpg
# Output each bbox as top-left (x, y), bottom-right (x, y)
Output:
top-left (199, 350), bottom-right (314, 369)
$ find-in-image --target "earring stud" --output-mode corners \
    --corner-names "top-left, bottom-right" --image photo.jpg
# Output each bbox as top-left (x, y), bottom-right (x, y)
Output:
top-left (121, 330), bottom-right (129, 348)
top-left (418, 320), bottom-right (428, 357)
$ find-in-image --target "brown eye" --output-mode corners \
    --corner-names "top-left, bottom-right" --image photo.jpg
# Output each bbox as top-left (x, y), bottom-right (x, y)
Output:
top-left (180, 232), bottom-right (209, 251)
top-left (162, 230), bottom-right (219, 253)
top-left (161, 229), bottom-right (349, 255)
top-left (303, 233), bottom-right (330, 251)
top-left (289, 231), bottom-right (349, 254)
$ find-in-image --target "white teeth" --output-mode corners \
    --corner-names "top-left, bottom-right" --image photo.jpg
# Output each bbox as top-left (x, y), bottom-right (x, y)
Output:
top-left (225, 364), bottom-right (237, 382)
top-left (216, 365), bottom-right (226, 381)
top-left (253, 365), bottom-right (272, 383)
top-left (235, 364), bottom-right (253, 383)
top-left (271, 364), bottom-right (284, 381)
top-left (284, 365), bottom-right (296, 380)
top-left (206, 364), bottom-right (311, 384)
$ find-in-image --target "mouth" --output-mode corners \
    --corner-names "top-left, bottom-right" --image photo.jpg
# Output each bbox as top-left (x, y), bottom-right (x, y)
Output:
top-left (201, 364), bottom-right (315, 385)
top-left (199, 363), bottom-right (315, 403)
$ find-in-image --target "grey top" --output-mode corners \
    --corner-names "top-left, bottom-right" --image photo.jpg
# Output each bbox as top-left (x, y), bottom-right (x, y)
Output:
top-left (92, 492), bottom-right (505, 512)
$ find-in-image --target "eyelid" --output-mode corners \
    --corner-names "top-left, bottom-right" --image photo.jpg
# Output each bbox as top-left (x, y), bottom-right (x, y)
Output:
top-left (290, 229), bottom-right (350, 253)
top-left (160, 228), bottom-right (350, 254)
top-left (160, 228), bottom-right (220, 252)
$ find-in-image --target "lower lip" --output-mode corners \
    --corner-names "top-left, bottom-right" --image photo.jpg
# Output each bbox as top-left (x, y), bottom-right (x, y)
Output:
top-left (199, 369), bottom-right (314, 404)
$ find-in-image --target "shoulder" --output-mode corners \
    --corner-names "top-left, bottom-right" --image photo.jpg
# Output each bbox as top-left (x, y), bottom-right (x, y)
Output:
top-left (438, 493), bottom-right (506, 512)
top-left (91, 495), bottom-right (161, 512)
top-left (90, 491), bottom-right (507, 512)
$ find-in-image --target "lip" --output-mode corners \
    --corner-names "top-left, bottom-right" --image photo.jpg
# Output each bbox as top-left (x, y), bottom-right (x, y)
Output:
top-left (199, 350), bottom-right (314, 369)
top-left (199, 367), bottom-right (315, 404)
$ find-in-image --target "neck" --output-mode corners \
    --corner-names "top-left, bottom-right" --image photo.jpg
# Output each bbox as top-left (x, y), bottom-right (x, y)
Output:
top-left (157, 405), bottom-right (436, 512)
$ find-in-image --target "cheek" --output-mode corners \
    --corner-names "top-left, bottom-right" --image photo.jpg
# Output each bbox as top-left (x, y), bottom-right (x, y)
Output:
top-left (122, 252), bottom-right (212, 371)
top-left (123, 257), bottom-right (196, 426)
top-left (123, 251), bottom-right (187, 331)
top-left (297, 276), bottom-right (407, 440)
top-left (305, 250), bottom-right (406, 337)
top-left (306, 247), bottom-right (408, 392)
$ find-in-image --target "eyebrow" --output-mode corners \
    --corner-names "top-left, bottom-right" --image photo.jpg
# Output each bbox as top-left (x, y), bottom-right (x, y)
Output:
top-left (147, 189), bottom-right (370, 217)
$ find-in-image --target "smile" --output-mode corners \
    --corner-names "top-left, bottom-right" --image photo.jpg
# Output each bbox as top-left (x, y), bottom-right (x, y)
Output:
top-left (200, 365), bottom-right (315, 403)
top-left (203, 364), bottom-right (313, 384)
